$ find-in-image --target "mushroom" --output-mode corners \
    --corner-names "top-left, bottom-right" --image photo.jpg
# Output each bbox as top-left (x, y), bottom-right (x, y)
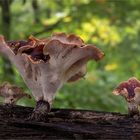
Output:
top-left (113, 77), bottom-right (140, 116)
top-left (0, 82), bottom-right (31, 105)
top-left (0, 33), bottom-right (104, 120)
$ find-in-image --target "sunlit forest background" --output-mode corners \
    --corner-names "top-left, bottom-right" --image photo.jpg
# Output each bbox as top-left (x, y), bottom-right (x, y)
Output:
top-left (0, 0), bottom-right (140, 113)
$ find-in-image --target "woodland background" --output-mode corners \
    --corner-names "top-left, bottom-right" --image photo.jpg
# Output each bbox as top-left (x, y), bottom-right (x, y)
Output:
top-left (0, 0), bottom-right (140, 113)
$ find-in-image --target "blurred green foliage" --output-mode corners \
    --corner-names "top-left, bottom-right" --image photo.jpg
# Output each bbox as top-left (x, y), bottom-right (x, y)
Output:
top-left (0, 0), bottom-right (140, 113)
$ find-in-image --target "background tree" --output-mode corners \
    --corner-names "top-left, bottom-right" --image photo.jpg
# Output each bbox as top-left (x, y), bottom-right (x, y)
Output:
top-left (0, 0), bottom-right (15, 82)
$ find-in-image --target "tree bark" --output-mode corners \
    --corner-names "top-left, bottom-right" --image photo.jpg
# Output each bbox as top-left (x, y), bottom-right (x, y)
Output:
top-left (0, 104), bottom-right (140, 139)
top-left (0, 0), bottom-right (15, 79)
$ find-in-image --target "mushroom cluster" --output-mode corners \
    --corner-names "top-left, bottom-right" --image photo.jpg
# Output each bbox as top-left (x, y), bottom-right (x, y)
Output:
top-left (113, 77), bottom-right (140, 116)
top-left (0, 33), bottom-right (104, 120)
top-left (0, 82), bottom-right (31, 105)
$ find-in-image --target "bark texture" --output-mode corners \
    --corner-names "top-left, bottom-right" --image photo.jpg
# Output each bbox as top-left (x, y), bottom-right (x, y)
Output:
top-left (0, 104), bottom-right (140, 139)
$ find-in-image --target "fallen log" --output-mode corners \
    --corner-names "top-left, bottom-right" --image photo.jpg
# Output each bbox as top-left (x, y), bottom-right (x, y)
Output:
top-left (0, 104), bottom-right (139, 139)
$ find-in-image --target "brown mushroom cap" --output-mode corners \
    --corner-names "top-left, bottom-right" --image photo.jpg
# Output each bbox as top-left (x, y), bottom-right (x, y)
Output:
top-left (113, 77), bottom-right (140, 101)
top-left (6, 36), bottom-right (50, 62)
top-left (6, 33), bottom-right (104, 62)
top-left (6, 33), bottom-right (104, 82)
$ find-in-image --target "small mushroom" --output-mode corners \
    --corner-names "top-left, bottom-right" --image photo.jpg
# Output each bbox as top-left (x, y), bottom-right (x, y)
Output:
top-left (113, 77), bottom-right (140, 116)
top-left (0, 33), bottom-right (104, 120)
top-left (0, 82), bottom-right (31, 105)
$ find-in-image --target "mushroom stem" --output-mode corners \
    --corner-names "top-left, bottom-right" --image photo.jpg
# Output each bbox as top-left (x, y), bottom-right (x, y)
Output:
top-left (29, 100), bottom-right (50, 121)
top-left (127, 101), bottom-right (139, 116)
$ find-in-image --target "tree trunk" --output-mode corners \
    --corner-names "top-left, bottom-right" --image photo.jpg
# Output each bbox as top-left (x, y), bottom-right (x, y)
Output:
top-left (0, 0), bottom-right (15, 79)
top-left (0, 104), bottom-right (140, 139)
top-left (32, 0), bottom-right (40, 23)
top-left (0, 0), bottom-right (12, 39)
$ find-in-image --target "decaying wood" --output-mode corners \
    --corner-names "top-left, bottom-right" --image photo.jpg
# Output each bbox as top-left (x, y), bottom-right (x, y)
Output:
top-left (0, 104), bottom-right (140, 139)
